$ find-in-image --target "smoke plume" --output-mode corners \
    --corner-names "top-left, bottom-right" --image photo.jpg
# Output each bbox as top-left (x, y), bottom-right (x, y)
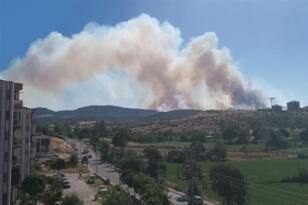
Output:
top-left (2, 14), bottom-right (265, 110)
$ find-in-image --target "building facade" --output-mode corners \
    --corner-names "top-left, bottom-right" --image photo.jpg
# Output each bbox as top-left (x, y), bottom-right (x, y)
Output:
top-left (0, 80), bottom-right (32, 205)
top-left (287, 100), bottom-right (300, 111)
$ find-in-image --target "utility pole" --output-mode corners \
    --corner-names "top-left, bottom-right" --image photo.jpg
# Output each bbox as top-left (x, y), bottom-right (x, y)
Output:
top-left (95, 145), bottom-right (98, 175)
top-left (184, 146), bottom-right (198, 205)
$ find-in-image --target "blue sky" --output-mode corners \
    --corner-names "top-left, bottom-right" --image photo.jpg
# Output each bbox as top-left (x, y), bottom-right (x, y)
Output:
top-left (1, 0), bottom-right (308, 107)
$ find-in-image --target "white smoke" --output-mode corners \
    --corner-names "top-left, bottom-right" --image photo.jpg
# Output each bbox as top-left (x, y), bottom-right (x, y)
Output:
top-left (2, 14), bottom-right (265, 110)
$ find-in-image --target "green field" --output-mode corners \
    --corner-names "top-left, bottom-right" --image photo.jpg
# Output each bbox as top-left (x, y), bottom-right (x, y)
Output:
top-left (166, 159), bottom-right (308, 205)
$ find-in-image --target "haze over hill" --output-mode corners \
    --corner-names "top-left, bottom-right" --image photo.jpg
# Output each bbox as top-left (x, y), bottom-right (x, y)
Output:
top-left (33, 105), bottom-right (202, 125)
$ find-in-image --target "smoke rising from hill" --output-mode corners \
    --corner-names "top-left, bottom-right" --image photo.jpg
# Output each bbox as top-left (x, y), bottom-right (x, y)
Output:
top-left (3, 14), bottom-right (265, 110)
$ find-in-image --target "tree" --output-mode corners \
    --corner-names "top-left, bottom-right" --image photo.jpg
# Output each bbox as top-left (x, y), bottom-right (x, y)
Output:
top-left (96, 121), bottom-right (108, 138)
top-left (62, 193), bottom-right (84, 205)
top-left (236, 129), bottom-right (250, 144)
top-left (266, 131), bottom-right (290, 150)
top-left (300, 128), bottom-right (308, 144)
top-left (279, 128), bottom-right (290, 138)
top-left (112, 129), bottom-right (128, 148)
top-left (50, 159), bottom-right (66, 170)
top-left (103, 187), bottom-right (133, 205)
top-left (69, 153), bottom-right (78, 167)
top-left (222, 128), bottom-right (238, 144)
top-left (167, 150), bottom-right (185, 163)
top-left (209, 165), bottom-right (247, 205)
top-left (143, 147), bottom-right (165, 180)
top-left (119, 152), bottom-right (144, 173)
top-left (90, 136), bottom-right (100, 149)
top-left (41, 177), bottom-right (63, 205)
top-left (99, 140), bottom-right (110, 161)
top-left (21, 175), bottom-right (45, 198)
top-left (190, 142), bottom-right (206, 160)
top-left (81, 156), bottom-right (89, 164)
top-left (143, 147), bottom-right (162, 160)
top-left (142, 184), bottom-right (170, 205)
top-left (252, 127), bottom-right (270, 144)
top-left (210, 143), bottom-right (227, 161)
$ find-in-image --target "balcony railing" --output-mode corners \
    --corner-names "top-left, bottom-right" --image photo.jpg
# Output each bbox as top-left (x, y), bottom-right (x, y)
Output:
top-left (14, 100), bottom-right (23, 108)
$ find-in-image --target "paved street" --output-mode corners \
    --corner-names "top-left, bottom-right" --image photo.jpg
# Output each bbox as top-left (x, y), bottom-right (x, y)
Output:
top-left (63, 173), bottom-right (98, 205)
top-left (72, 140), bottom-right (215, 205)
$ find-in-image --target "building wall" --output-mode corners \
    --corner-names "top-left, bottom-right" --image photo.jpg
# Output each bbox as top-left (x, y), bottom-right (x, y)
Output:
top-left (0, 80), bottom-right (31, 205)
top-left (13, 108), bottom-right (31, 183)
top-left (287, 101), bottom-right (300, 111)
top-left (0, 80), bottom-right (14, 205)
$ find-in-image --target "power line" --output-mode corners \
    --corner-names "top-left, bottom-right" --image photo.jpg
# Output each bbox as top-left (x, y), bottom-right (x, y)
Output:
top-left (210, 171), bottom-right (308, 198)
top-left (210, 172), bottom-right (308, 204)
top-left (211, 173), bottom-right (308, 204)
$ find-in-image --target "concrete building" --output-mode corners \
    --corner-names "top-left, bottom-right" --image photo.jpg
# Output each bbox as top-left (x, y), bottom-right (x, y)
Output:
top-left (32, 134), bottom-right (52, 157)
top-left (0, 80), bottom-right (32, 205)
top-left (287, 100), bottom-right (300, 111)
top-left (77, 121), bottom-right (97, 129)
top-left (11, 108), bottom-right (32, 201)
top-left (48, 123), bottom-right (55, 134)
top-left (271, 104), bottom-right (283, 112)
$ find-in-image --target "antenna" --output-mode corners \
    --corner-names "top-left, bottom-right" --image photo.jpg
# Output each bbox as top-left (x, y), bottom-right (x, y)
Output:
top-left (263, 97), bottom-right (276, 108)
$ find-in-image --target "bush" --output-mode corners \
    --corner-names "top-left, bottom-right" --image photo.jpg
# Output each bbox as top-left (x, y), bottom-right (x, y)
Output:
top-left (50, 159), bottom-right (66, 170)
top-left (62, 193), bottom-right (84, 205)
top-left (209, 143), bottom-right (227, 161)
top-left (280, 170), bottom-right (308, 184)
top-left (167, 151), bottom-right (185, 163)
top-left (266, 131), bottom-right (290, 150)
top-left (300, 128), bottom-right (308, 144)
top-left (21, 175), bottom-right (45, 197)
top-left (69, 153), bottom-right (78, 167)
top-left (210, 165), bottom-right (246, 205)
top-left (81, 156), bottom-right (89, 164)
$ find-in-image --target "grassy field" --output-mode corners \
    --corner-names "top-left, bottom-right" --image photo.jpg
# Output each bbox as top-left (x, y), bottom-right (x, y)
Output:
top-left (166, 159), bottom-right (308, 205)
top-left (143, 141), bottom-right (266, 152)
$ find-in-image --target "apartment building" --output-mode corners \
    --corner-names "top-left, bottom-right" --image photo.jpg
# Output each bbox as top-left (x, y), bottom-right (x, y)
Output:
top-left (0, 80), bottom-right (32, 205)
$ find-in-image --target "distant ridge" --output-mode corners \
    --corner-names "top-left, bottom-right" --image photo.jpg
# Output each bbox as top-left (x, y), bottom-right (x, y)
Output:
top-left (33, 105), bottom-right (202, 125)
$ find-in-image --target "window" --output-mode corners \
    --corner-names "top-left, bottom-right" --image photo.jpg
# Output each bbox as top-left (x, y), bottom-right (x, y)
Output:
top-left (2, 193), bottom-right (7, 205)
top-left (5, 111), bottom-right (10, 120)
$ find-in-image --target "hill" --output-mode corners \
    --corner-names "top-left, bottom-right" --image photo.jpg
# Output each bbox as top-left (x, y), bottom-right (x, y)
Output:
top-left (33, 105), bottom-right (202, 125)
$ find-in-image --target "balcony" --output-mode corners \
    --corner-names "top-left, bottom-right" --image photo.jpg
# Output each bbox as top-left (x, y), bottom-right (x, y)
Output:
top-left (11, 165), bottom-right (21, 186)
top-left (14, 100), bottom-right (23, 108)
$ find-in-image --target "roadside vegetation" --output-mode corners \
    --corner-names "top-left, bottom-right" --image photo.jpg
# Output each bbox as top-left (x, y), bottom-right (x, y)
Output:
top-left (36, 118), bottom-right (308, 205)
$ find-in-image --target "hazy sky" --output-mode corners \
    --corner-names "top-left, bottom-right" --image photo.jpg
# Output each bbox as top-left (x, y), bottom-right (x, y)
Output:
top-left (1, 0), bottom-right (307, 109)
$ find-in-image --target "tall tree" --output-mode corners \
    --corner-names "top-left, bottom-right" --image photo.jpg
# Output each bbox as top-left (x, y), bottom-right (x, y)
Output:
top-left (99, 140), bottom-right (110, 161)
top-left (21, 175), bottom-right (45, 199)
top-left (112, 128), bottom-right (129, 148)
top-left (222, 128), bottom-right (238, 144)
top-left (103, 187), bottom-right (133, 205)
top-left (210, 143), bottom-right (227, 161)
top-left (143, 147), bottom-right (165, 180)
top-left (209, 165), bottom-right (247, 205)
top-left (300, 128), bottom-right (308, 144)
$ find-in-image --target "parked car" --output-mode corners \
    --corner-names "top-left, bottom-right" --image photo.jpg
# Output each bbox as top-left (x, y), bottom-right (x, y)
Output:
top-left (193, 196), bottom-right (204, 205)
top-left (87, 174), bottom-right (96, 184)
top-left (98, 186), bottom-right (108, 194)
top-left (62, 180), bottom-right (71, 189)
top-left (52, 174), bottom-right (62, 182)
top-left (58, 173), bottom-right (66, 177)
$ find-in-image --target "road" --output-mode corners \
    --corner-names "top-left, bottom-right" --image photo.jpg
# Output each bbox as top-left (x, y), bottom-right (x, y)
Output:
top-left (63, 173), bottom-right (97, 205)
top-left (72, 140), bottom-right (215, 205)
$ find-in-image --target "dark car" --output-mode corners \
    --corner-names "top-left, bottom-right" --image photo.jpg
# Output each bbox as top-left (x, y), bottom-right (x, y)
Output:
top-left (62, 180), bottom-right (71, 189)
